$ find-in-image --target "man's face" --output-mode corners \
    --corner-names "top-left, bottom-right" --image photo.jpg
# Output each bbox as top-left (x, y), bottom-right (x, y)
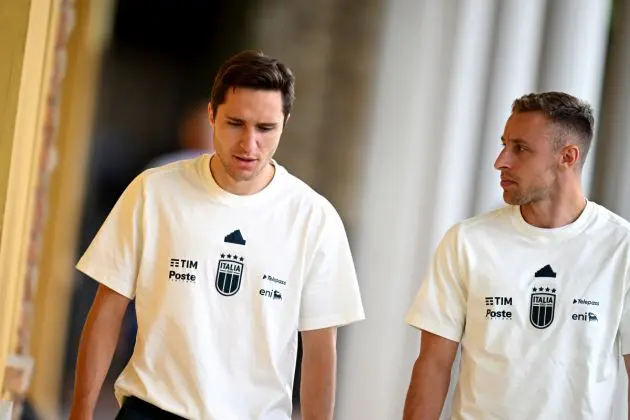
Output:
top-left (494, 111), bottom-right (562, 205)
top-left (209, 87), bottom-right (285, 183)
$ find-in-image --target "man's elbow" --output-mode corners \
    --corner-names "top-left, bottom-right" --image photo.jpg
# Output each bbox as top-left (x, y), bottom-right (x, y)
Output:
top-left (421, 346), bottom-right (457, 369)
top-left (412, 353), bottom-right (452, 382)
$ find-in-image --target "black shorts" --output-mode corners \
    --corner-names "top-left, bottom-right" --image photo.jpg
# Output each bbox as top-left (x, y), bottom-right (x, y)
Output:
top-left (115, 396), bottom-right (187, 420)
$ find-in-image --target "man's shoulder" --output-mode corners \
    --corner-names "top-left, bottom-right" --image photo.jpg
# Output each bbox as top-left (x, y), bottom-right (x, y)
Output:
top-left (589, 201), bottom-right (630, 238)
top-left (274, 164), bottom-right (341, 221)
top-left (145, 150), bottom-right (206, 170)
top-left (137, 157), bottom-right (198, 190)
top-left (450, 205), bottom-right (513, 238)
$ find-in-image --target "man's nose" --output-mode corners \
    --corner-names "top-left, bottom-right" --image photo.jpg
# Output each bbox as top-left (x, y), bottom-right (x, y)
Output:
top-left (240, 128), bottom-right (257, 152)
top-left (494, 148), bottom-right (510, 170)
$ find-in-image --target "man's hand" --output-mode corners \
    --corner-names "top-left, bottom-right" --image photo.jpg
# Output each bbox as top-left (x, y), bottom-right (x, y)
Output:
top-left (403, 330), bottom-right (459, 420)
top-left (300, 327), bottom-right (337, 420)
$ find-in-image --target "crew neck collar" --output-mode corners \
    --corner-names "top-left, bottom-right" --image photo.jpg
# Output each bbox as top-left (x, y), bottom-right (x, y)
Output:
top-left (511, 199), bottom-right (595, 242)
top-left (196, 153), bottom-right (283, 207)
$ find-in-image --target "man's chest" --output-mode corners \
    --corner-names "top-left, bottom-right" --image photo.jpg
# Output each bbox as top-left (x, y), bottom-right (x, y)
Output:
top-left (138, 208), bottom-right (312, 321)
top-left (462, 246), bottom-right (627, 359)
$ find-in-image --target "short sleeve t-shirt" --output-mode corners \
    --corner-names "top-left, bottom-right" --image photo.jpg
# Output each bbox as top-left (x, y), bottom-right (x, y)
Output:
top-left (406, 201), bottom-right (630, 419)
top-left (76, 154), bottom-right (365, 419)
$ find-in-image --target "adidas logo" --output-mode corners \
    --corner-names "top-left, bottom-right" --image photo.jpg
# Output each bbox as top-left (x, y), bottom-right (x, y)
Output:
top-left (224, 229), bottom-right (246, 245)
top-left (534, 264), bottom-right (556, 278)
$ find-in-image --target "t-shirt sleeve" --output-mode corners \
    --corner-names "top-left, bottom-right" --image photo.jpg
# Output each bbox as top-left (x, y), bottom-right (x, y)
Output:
top-left (619, 278), bottom-right (630, 355)
top-left (405, 224), bottom-right (467, 343)
top-left (75, 174), bottom-right (145, 299)
top-left (298, 203), bottom-right (365, 331)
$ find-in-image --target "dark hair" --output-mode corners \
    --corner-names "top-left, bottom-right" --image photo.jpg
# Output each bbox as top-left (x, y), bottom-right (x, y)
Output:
top-left (210, 50), bottom-right (295, 123)
top-left (511, 91), bottom-right (595, 164)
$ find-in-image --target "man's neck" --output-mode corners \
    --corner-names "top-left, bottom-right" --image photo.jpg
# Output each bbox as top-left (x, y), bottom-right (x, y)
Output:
top-left (210, 156), bottom-right (275, 196)
top-left (520, 187), bottom-right (587, 229)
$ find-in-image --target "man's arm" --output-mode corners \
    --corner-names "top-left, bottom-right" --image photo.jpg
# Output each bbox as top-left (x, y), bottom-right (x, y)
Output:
top-left (69, 284), bottom-right (130, 420)
top-left (300, 327), bottom-right (337, 420)
top-left (403, 330), bottom-right (459, 420)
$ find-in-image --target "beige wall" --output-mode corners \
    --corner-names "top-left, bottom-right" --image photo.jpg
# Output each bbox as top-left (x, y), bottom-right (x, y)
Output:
top-left (0, 0), bottom-right (31, 231)
top-left (0, 0), bottom-right (112, 417)
top-left (28, 0), bottom-right (114, 416)
top-left (0, 0), bottom-right (65, 407)
top-left (0, 0), bottom-right (36, 395)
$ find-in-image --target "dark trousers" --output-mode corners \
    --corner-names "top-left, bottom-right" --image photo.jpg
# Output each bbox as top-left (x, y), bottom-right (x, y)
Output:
top-left (115, 396), bottom-right (187, 420)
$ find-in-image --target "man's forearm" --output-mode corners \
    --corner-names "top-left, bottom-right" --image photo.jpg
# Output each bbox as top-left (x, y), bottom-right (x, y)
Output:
top-left (300, 348), bottom-right (336, 420)
top-left (70, 306), bottom-right (125, 419)
top-left (403, 356), bottom-right (452, 420)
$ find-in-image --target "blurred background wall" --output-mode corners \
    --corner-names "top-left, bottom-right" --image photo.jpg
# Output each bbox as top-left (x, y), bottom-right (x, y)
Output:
top-left (3, 0), bottom-right (630, 419)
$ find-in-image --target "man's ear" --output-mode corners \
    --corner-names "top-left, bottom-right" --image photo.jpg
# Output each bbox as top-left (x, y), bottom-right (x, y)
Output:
top-left (560, 144), bottom-right (580, 169)
top-left (284, 113), bottom-right (291, 127)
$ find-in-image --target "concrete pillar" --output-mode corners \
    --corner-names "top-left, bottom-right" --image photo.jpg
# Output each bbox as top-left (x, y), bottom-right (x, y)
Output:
top-left (245, 2), bottom-right (385, 418)
top-left (246, 1), bottom-right (384, 240)
top-left (245, 0), bottom-right (338, 187)
top-left (429, 0), bottom-right (497, 246)
top-left (593, 1), bottom-right (630, 218)
top-left (313, 0), bottom-right (383, 239)
top-left (591, 2), bottom-right (630, 415)
top-left (336, 1), bottom-right (463, 418)
top-left (537, 0), bottom-right (612, 195)
top-left (474, 0), bottom-right (547, 214)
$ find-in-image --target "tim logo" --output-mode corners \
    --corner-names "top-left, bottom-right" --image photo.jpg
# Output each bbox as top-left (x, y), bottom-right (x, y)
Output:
top-left (170, 258), bottom-right (198, 269)
top-left (530, 286), bottom-right (557, 329)
top-left (215, 254), bottom-right (245, 296)
top-left (485, 297), bottom-right (513, 306)
top-left (260, 289), bottom-right (282, 301)
top-left (572, 312), bottom-right (598, 322)
top-left (168, 258), bottom-right (199, 283)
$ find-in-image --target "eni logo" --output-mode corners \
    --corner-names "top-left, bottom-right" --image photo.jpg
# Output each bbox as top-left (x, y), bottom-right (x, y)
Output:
top-left (572, 312), bottom-right (598, 322)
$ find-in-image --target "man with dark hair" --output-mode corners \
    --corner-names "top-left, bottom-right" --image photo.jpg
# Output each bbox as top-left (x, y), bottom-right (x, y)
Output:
top-left (403, 91), bottom-right (630, 419)
top-left (69, 50), bottom-right (364, 420)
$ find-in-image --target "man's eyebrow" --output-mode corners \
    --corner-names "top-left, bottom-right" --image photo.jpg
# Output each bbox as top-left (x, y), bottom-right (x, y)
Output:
top-left (501, 136), bottom-right (528, 145)
top-left (226, 116), bottom-right (278, 127)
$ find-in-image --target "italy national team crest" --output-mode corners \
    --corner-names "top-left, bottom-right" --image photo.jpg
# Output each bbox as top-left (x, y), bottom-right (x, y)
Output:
top-left (529, 264), bottom-right (557, 329)
top-left (215, 253), bottom-right (245, 296)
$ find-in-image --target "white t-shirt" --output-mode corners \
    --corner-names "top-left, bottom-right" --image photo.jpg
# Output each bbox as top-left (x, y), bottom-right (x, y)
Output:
top-left (406, 201), bottom-right (630, 420)
top-left (76, 154), bottom-right (365, 420)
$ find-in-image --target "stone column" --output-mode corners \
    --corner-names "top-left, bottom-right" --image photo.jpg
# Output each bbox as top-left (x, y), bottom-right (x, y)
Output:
top-left (245, 0), bottom-right (383, 238)
top-left (591, 1), bottom-right (630, 414)
top-left (335, 2), bottom-right (467, 418)
top-left (245, 0), bottom-right (338, 187)
top-left (474, 0), bottom-right (547, 214)
top-left (245, 2), bottom-right (385, 418)
top-left (537, 0), bottom-right (612, 195)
